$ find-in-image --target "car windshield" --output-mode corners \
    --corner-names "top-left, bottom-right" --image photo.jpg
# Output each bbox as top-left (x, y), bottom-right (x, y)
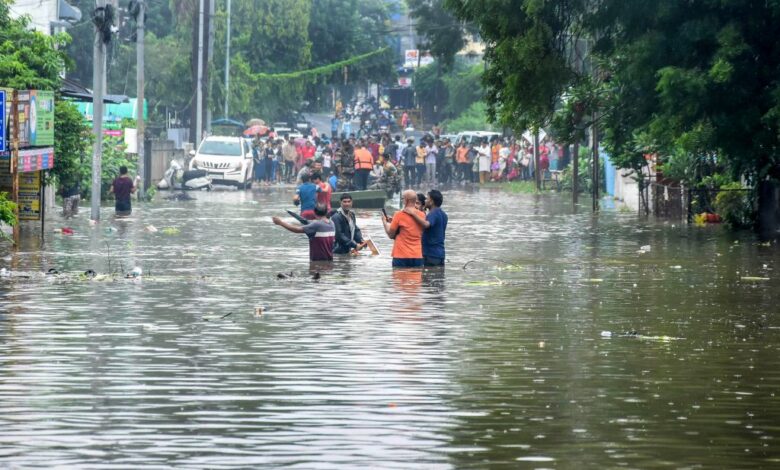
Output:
top-left (199, 140), bottom-right (242, 156)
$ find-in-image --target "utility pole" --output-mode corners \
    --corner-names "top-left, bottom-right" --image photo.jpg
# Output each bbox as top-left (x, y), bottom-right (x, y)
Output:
top-left (224, 0), bottom-right (231, 119)
top-left (195, 0), bottom-right (205, 146)
top-left (204, 0), bottom-right (214, 133)
top-left (136, 0), bottom-right (145, 201)
top-left (533, 129), bottom-right (541, 192)
top-left (592, 113), bottom-right (600, 212)
top-left (91, 0), bottom-right (108, 222)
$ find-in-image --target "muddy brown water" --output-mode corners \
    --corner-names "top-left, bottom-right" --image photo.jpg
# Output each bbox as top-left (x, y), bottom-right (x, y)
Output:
top-left (0, 187), bottom-right (778, 468)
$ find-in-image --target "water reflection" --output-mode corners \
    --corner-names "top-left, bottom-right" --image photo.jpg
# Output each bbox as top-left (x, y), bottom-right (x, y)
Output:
top-left (0, 187), bottom-right (778, 468)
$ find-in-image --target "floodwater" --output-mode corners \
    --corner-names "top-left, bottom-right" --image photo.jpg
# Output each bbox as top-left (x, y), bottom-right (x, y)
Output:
top-left (0, 186), bottom-right (778, 468)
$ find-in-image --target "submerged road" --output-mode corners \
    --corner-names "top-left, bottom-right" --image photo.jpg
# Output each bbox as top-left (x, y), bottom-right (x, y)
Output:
top-left (0, 186), bottom-right (778, 467)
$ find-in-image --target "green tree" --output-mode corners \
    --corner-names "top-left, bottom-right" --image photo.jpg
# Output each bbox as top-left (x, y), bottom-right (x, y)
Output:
top-left (407, 0), bottom-right (471, 68)
top-left (53, 100), bottom-right (92, 194)
top-left (444, 0), bottom-right (586, 133)
top-left (592, 0), bottom-right (780, 231)
top-left (0, 0), bottom-right (71, 89)
top-left (0, 0), bottom-right (72, 234)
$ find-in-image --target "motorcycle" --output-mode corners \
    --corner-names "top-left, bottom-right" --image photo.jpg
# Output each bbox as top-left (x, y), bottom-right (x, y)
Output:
top-left (157, 160), bottom-right (212, 191)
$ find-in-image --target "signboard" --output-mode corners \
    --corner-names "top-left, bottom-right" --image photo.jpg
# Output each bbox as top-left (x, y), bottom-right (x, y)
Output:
top-left (18, 147), bottom-right (54, 173)
top-left (404, 49), bottom-right (419, 68)
top-left (420, 51), bottom-right (434, 67)
top-left (0, 90), bottom-right (5, 152)
top-left (398, 77), bottom-right (412, 88)
top-left (404, 49), bottom-right (434, 68)
top-left (0, 151), bottom-right (11, 191)
top-left (18, 171), bottom-right (41, 221)
top-left (29, 90), bottom-right (54, 146)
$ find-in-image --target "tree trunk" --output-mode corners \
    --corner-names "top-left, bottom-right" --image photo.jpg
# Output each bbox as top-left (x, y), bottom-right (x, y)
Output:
top-left (572, 142), bottom-right (579, 205)
top-left (757, 179), bottom-right (780, 239)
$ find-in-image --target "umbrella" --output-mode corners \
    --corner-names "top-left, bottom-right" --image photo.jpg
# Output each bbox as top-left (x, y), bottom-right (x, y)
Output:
top-left (246, 118), bottom-right (266, 127)
top-left (243, 125), bottom-right (269, 136)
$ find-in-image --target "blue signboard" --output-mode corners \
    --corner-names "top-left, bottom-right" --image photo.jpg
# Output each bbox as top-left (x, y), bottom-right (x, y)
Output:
top-left (0, 90), bottom-right (6, 152)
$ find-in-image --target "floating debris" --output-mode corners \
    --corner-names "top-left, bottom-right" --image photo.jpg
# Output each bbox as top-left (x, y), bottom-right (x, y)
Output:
top-left (740, 276), bottom-right (770, 282)
top-left (254, 306), bottom-right (264, 316)
top-left (164, 192), bottom-right (195, 201)
top-left (145, 225), bottom-right (158, 233)
top-left (638, 245), bottom-right (651, 254)
top-left (277, 272), bottom-right (295, 279)
top-left (584, 278), bottom-right (604, 283)
top-left (161, 227), bottom-right (180, 235)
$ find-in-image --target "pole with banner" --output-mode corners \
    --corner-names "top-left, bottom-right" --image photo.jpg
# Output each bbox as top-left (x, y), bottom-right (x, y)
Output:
top-left (0, 90), bottom-right (5, 154)
top-left (11, 90), bottom-right (19, 243)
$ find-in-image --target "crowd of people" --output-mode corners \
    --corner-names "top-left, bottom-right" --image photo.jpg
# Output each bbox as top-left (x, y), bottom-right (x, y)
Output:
top-left (272, 189), bottom-right (448, 269)
top-left (249, 126), bottom-right (568, 196)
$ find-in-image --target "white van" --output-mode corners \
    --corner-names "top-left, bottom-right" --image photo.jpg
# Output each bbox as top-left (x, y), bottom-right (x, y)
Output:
top-left (189, 136), bottom-right (254, 189)
top-left (455, 131), bottom-right (502, 145)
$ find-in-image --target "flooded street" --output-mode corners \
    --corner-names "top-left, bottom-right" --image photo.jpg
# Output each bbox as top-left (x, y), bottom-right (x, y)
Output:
top-left (0, 187), bottom-right (778, 468)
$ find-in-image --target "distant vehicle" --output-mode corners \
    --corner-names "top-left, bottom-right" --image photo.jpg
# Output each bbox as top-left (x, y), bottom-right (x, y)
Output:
top-left (188, 136), bottom-right (254, 189)
top-left (284, 112), bottom-right (312, 136)
top-left (455, 131), bottom-right (501, 145)
top-left (273, 122), bottom-right (294, 138)
top-left (440, 133), bottom-right (458, 142)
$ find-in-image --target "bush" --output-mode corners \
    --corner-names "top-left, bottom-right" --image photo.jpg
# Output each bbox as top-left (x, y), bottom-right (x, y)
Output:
top-left (558, 146), bottom-right (605, 194)
top-left (79, 140), bottom-right (137, 199)
top-left (0, 192), bottom-right (18, 242)
top-left (714, 182), bottom-right (752, 228)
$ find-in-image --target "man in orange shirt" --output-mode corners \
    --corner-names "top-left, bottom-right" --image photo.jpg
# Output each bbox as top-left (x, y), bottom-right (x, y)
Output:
top-left (382, 190), bottom-right (425, 268)
top-left (353, 141), bottom-right (374, 190)
top-left (456, 141), bottom-right (470, 182)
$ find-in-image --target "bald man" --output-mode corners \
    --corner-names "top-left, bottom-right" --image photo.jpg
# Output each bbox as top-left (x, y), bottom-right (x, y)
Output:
top-left (382, 190), bottom-right (426, 268)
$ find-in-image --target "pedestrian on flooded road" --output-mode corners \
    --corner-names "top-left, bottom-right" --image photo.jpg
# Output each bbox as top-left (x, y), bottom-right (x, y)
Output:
top-left (382, 189), bottom-right (425, 268)
top-left (331, 193), bottom-right (366, 255)
top-left (293, 173), bottom-right (322, 220)
top-left (273, 204), bottom-right (335, 261)
top-left (405, 189), bottom-right (448, 267)
top-left (312, 171), bottom-right (333, 211)
top-left (109, 166), bottom-right (137, 217)
top-left (282, 137), bottom-right (297, 183)
top-left (353, 141), bottom-right (373, 190)
top-left (401, 138), bottom-right (417, 188)
top-left (415, 142), bottom-right (427, 186)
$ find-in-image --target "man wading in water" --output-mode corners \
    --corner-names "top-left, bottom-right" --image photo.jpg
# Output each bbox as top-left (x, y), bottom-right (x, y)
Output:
top-left (109, 166), bottom-right (137, 217)
top-left (272, 204), bottom-right (335, 261)
top-left (331, 193), bottom-right (366, 255)
top-left (382, 190), bottom-right (425, 268)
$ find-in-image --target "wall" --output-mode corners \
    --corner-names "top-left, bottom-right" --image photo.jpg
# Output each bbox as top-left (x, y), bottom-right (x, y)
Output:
top-left (149, 139), bottom-right (184, 185)
top-left (8, 0), bottom-right (57, 34)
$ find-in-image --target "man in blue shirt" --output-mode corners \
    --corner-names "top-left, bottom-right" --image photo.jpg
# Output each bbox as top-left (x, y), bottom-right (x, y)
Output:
top-left (293, 173), bottom-right (321, 220)
top-left (405, 189), bottom-right (448, 266)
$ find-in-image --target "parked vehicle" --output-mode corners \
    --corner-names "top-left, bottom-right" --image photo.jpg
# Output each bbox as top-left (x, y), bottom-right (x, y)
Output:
top-left (158, 160), bottom-right (212, 191)
top-left (455, 131), bottom-right (501, 145)
top-left (188, 136), bottom-right (254, 189)
top-left (273, 122), bottom-right (293, 138)
top-left (286, 112), bottom-right (312, 136)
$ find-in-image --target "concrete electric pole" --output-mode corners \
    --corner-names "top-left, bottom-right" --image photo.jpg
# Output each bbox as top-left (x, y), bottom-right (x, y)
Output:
top-left (195, 0), bottom-right (205, 147)
top-left (136, 0), bottom-right (145, 200)
top-left (224, 0), bottom-right (231, 119)
top-left (91, 0), bottom-right (108, 222)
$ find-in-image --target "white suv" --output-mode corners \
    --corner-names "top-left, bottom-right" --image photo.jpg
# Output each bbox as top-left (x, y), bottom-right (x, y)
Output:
top-left (189, 136), bottom-right (254, 189)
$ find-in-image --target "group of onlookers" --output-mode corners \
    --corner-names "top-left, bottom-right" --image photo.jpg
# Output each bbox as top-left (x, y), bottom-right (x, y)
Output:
top-left (272, 188), bottom-right (448, 270)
